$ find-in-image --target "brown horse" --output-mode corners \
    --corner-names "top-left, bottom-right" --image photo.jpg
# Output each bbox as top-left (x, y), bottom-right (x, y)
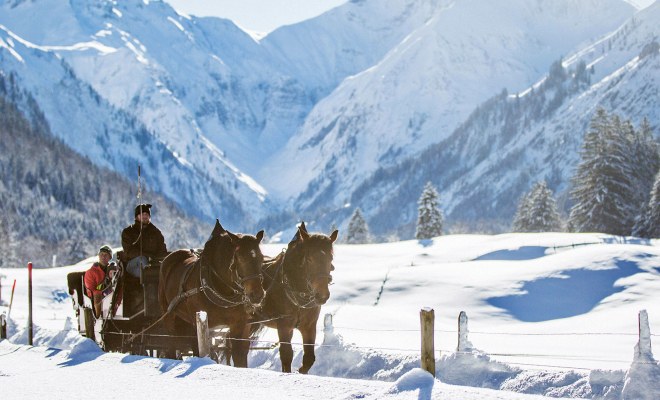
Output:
top-left (252, 221), bottom-right (338, 373)
top-left (158, 219), bottom-right (265, 366)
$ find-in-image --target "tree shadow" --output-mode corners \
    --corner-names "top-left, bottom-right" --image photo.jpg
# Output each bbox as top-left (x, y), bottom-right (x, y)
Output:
top-left (474, 246), bottom-right (548, 261)
top-left (418, 239), bottom-right (434, 248)
top-left (487, 259), bottom-right (643, 322)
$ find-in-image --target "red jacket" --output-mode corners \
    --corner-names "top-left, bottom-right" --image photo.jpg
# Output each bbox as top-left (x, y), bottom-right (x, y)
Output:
top-left (84, 262), bottom-right (110, 297)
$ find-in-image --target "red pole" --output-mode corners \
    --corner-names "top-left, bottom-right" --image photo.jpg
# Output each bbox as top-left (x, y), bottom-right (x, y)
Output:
top-left (28, 262), bottom-right (33, 346)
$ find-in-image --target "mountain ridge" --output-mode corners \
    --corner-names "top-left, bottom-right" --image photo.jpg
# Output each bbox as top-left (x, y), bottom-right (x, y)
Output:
top-left (1, 0), bottom-right (658, 241)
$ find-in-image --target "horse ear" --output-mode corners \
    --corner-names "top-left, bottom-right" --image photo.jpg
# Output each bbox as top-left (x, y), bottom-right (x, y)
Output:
top-left (300, 221), bottom-right (308, 232)
top-left (330, 230), bottom-right (339, 243)
top-left (256, 230), bottom-right (264, 243)
top-left (212, 219), bottom-right (226, 237)
top-left (226, 230), bottom-right (240, 243)
top-left (298, 224), bottom-right (310, 242)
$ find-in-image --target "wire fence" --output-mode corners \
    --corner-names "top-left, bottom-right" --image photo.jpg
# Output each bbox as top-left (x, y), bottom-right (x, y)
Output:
top-left (236, 310), bottom-right (658, 371)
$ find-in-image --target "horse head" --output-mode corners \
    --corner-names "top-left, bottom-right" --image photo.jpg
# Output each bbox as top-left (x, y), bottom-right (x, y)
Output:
top-left (205, 220), bottom-right (266, 307)
top-left (228, 229), bottom-right (266, 307)
top-left (285, 221), bottom-right (338, 306)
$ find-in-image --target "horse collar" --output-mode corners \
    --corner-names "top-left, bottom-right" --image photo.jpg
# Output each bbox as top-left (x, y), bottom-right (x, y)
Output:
top-left (198, 257), bottom-right (245, 308)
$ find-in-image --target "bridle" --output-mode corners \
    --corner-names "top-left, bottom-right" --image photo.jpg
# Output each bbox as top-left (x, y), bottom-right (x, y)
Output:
top-left (278, 245), bottom-right (333, 309)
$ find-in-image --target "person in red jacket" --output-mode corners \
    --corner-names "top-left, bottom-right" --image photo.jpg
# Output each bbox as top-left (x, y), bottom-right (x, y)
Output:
top-left (84, 245), bottom-right (118, 317)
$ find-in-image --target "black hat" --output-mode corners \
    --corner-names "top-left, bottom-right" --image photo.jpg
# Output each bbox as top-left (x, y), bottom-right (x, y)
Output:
top-left (134, 203), bottom-right (152, 217)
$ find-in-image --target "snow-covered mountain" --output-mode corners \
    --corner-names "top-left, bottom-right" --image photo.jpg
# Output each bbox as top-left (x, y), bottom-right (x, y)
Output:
top-left (1, 0), bottom-right (657, 237)
top-left (345, 1), bottom-right (660, 236)
top-left (263, 0), bottom-right (637, 207)
top-left (0, 0), bottom-right (281, 226)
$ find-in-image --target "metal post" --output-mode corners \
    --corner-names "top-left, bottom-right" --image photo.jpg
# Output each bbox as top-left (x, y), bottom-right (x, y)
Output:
top-left (28, 262), bottom-right (33, 345)
top-left (420, 307), bottom-right (435, 377)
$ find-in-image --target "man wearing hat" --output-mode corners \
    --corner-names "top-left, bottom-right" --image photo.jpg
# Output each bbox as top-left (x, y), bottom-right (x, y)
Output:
top-left (84, 245), bottom-right (118, 317)
top-left (121, 203), bottom-right (168, 278)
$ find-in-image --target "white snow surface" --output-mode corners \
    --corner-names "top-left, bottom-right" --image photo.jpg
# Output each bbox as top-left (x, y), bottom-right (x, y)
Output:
top-left (1, 232), bottom-right (659, 399)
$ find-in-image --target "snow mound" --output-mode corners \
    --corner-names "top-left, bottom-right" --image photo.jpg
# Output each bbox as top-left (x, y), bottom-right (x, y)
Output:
top-left (439, 349), bottom-right (519, 389)
top-left (387, 368), bottom-right (435, 394)
top-left (67, 337), bottom-right (103, 359)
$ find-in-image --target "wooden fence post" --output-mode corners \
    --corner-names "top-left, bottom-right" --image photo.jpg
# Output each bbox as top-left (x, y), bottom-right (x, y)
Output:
top-left (0, 313), bottom-right (6, 339)
top-left (420, 307), bottom-right (435, 377)
top-left (196, 311), bottom-right (211, 358)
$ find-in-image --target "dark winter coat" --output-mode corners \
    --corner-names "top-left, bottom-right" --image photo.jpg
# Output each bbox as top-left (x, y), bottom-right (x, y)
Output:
top-left (121, 221), bottom-right (168, 261)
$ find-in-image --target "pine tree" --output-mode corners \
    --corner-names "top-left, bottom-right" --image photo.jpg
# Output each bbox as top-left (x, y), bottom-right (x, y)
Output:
top-left (346, 208), bottom-right (369, 244)
top-left (512, 191), bottom-right (532, 232)
top-left (633, 170), bottom-right (660, 238)
top-left (513, 181), bottom-right (562, 232)
top-left (415, 182), bottom-right (443, 239)
top-left (568, 108), bottom-right (636, 235)
top-left (630, 118), bottom-right (660, 210)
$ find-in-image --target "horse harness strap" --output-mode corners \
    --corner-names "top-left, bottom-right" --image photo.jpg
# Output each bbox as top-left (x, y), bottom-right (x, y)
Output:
top-left (282, 279), bottom-right (318, 309)
top-left (199, 261), bottom-right (246, 307)
top-left (165, 255), bottom-right (246, 315)
top-left (165, 260), bottom-right (199, 313)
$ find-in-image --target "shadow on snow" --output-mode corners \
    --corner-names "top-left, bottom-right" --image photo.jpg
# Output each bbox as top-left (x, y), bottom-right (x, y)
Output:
top-left (487, 259), bottom-right (643, 322)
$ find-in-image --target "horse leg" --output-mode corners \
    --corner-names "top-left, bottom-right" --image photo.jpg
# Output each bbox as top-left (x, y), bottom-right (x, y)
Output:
top-left (298, 325), bottom-right (317, 374)
top-left (228, 322), bottom-right (250, 368)
top-left (277, 324), bottom-right (295, 373)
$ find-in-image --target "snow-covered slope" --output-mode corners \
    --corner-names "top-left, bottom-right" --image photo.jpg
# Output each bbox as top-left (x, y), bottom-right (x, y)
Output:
top-left (2, 233), bottom-right (659, 398)
top-left (261, 0), bottom-right (443, 92)
top-left (262, 0), bottom-right (636, 206)
top-left (0, 24), bottom-right (263, 227)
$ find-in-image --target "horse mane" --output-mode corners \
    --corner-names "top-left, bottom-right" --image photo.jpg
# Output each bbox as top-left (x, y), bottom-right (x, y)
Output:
top-left (201, 231), bottom-right (234, 271)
